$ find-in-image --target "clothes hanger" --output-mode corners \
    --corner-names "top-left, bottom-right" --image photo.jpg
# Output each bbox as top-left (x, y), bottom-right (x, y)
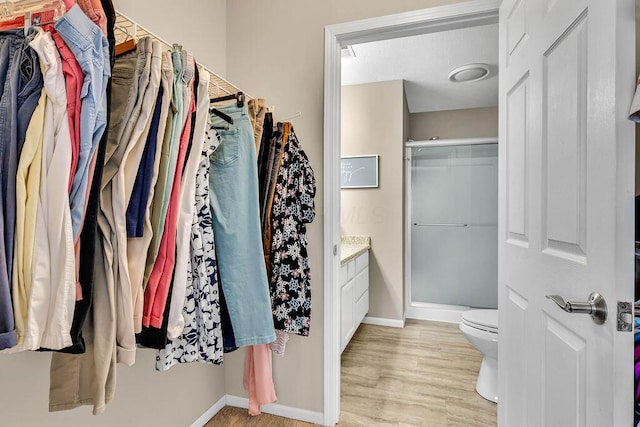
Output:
top-left (210, 108), bottom-right (233, 125)
top-left (0, 0), bottom-right (66, 34)
top-left (280, 111), bottom-right (302, 122)
top-left (115, 21), bottom-right (137, 56)
top-left (0, 0), bottom-right (65, 20)
top-left (208, 80), bottom-right (235, 125)
top-left (209, 93), bottom-right (235, 103)
top-left (210, 91), bottom-right (245, 108)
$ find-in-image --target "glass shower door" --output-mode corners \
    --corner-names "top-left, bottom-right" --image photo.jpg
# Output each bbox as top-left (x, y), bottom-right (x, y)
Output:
top-left (410, 143), bottom-right (498, 309)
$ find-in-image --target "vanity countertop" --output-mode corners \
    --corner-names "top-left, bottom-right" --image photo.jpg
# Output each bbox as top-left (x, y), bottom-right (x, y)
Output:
top-left (340, 236), bottom-right (371, 265)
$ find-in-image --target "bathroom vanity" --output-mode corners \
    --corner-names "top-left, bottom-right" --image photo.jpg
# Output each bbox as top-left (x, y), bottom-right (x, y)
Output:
top-left (340, 236), bottom-right (371, 353)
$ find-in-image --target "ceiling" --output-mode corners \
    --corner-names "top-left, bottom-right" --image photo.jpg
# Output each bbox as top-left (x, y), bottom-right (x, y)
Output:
top-left (341, 23), bottom-right (499, 114)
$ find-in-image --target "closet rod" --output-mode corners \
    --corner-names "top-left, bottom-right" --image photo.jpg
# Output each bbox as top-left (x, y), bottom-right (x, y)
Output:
top-left (114, 11), bottom-right (252, 100)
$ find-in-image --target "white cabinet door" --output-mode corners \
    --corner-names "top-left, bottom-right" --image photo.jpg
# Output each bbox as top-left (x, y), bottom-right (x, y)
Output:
top-left (355, 290), bottom-right (369, 326)
top-left (354, 265), bottom-right (369, 301)
top-left (340, 279), bottom-right (355, 352)
top-left (498, 0), bottom-right (634, 425)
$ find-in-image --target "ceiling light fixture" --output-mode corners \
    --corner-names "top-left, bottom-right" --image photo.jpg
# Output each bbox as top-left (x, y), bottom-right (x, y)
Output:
top-left (448, 63), bottom-right (491, 83)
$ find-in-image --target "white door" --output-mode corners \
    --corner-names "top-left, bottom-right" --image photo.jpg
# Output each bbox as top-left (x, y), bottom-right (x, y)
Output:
top-left (499, 0), bottom-right (635, 425)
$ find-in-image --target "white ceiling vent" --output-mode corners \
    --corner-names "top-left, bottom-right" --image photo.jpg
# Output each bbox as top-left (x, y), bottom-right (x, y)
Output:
top-left (448, 63), bottom-right (491, 83)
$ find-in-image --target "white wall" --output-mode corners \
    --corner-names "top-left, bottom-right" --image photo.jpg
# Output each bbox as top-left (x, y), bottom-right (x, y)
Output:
top-left (112, 0), bottom-right (227, 77)
top-left (341, 81), bottom-right (406, 322)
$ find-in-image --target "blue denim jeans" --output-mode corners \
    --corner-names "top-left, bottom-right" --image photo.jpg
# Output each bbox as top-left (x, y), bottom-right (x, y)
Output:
top-left (55, 4), bottom-right (110, 239)
top-left (209, 105), bottom-right (276, 346)
top-left (0, 30), bottom-right (43, 350)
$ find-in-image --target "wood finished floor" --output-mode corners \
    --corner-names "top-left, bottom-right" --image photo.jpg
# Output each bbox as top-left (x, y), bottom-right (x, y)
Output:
top-left (207, 320), bottom-right (497, 426)
top-left (208, 406), bottom-right (316, 426)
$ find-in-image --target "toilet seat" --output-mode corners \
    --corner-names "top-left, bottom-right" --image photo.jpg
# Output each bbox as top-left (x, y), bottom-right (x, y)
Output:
top-left (462, 309), bottom-right (498, 334)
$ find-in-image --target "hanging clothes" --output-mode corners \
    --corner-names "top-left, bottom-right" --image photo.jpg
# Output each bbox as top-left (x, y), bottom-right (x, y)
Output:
top-left (27, 27), bottom-right (76, 351)
top-left (0, 28), bottom-right (44, 350)
top-left (156, 87), bottom-right (224, 370)
top-left (126, 51), bottom-right (174, 334)
top-left (269, 123), bottom-right (316, 336)
top-left (62, 0), bottom-right (115, 355)
top-left (208, 104), bottom-right (276, 346)
top-left (166, 64), bottom-right (209, 340)
top-left (77, 0), bottom-right (108, 36)
top-left (262, 122), bottom-right (288, 279)
top-left (98, 36), bottom-right (156, 366)
top-left (143, 50), bottom-right (175, 284)
top-left (117, 38), bottom-right (163, 363)
top-left (61, 4), bottom-right (110, 241)
top-left (4, 30), bottom-right (43, 352)
top-left (0, 1), bottom-right (319, 415)
top-left (48, 17), bottom-right (138, 415)
top-left (244, 344), bottom-right (277, 416)
top-left (147, 45), bottom-right (188, 268)
top-left (142, 51), bottom-right (195, 335)
top-left (243, 100), bottom-right (277, 415)
top-left (44, 25), bottom-right (84, 194)
top-left (248, 97), bottom-right (267, 154)
top-left (257, 111), bottom-right (274, 220)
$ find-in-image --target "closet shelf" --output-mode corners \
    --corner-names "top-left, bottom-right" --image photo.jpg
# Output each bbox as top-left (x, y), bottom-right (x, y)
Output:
top-left (114, 11), bottom-right (250, 100)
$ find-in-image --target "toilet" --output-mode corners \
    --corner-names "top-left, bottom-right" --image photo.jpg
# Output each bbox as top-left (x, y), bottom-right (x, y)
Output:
top-left (459, 309), bottom-right (498, 403)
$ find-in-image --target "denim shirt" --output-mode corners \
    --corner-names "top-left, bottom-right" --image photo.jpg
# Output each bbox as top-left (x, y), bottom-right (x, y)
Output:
top-left (55, 4), bottom-right (110, 240)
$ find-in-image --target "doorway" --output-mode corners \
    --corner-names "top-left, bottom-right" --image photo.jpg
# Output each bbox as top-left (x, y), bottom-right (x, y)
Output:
top-left (322, 1), bottom-right (501, 424)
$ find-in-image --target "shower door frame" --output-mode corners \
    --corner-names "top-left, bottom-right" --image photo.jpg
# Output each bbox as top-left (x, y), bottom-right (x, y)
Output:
top-left (404, 138), bottom-right (498, 323)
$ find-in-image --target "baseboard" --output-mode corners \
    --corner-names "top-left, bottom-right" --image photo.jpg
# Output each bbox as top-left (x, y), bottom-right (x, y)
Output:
top-left (405, 304), bottom-right (466, 324)
top-left (190, 395), bottom-right (227, 427)
top-left (362, 316), bottom-right (405, 328)
top-left (225, 395), bottom-right (325, 425)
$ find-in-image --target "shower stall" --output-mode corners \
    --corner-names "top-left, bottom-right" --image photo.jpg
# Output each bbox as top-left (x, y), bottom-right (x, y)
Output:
top-left (405, 138), bottom-right (498, 322)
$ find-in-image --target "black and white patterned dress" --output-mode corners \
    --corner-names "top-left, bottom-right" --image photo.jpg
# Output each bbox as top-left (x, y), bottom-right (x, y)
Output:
top-left (156, 129), bottom-right (223, 370)
top-left (270, 126), bottom-right (316, 336)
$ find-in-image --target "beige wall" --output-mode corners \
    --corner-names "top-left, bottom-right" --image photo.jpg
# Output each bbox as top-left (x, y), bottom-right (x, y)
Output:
top-left (409, 107), bottom-right (499, 141)
top-left (112, 0), bottom-right (227, 77)
top-left (225, 0), bottom-right (464, 414)
top-left (0, 350), bottom-right (225, 426)
top-left (340, 81), bottom-right (406, 322)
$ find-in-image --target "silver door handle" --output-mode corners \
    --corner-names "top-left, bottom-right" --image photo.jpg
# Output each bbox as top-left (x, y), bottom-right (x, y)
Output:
top-left (545, 293), bottom-right (607, 325)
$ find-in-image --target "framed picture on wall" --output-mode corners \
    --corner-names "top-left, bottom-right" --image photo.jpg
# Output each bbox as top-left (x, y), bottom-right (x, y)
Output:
top-left (341, 155), bottom-right (379, 188)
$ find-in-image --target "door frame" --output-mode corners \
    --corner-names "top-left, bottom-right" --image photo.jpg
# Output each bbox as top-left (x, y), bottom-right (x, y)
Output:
top-left (323, 1), bottom-right (501, 424)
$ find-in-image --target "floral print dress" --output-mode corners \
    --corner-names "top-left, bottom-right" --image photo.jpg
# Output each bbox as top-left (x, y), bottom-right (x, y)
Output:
top-left (156, 128), bottom-right (223, 370)
top-left (270, 125), bottom-right (316, 336)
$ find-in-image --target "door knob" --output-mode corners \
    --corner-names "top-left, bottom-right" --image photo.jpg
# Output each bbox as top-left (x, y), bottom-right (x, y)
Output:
top-left (545, 292), bottom-right (607, 325)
